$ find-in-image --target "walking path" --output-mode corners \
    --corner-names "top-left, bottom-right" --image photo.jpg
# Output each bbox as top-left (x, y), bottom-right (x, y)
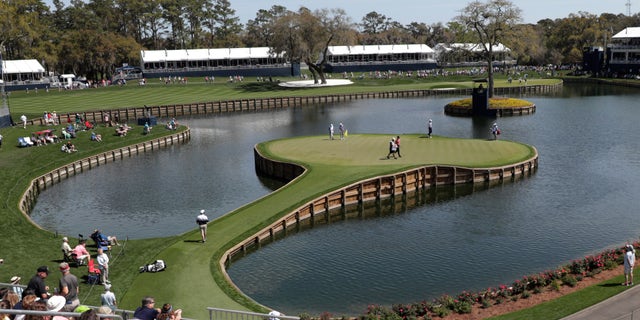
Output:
top-left (562, 285), bottom-right (640, 320)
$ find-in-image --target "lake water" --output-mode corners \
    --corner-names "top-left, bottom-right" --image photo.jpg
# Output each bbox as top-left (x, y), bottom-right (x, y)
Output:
top-left (31, 83), bottom-right (640, 315)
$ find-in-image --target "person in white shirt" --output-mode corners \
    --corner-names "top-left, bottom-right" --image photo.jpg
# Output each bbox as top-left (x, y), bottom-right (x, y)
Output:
top-left (623, 244), bottom-right (636, 286)
top-left (96, 248), bottom-right (110, 284)
top-left (196, 210), bottom-right (209, 243)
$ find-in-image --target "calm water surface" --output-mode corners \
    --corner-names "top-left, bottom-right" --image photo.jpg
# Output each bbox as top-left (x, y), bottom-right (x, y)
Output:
top-left (31, 84), bottom-right (640, 315)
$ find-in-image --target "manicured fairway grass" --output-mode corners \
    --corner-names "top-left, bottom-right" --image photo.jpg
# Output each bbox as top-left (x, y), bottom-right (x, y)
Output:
top-left (121, 134), bottom-right (536, 318)
top-left (1, 75), bottom-right (612, 320)
top-left (8, 77), bottom-right (559, 119)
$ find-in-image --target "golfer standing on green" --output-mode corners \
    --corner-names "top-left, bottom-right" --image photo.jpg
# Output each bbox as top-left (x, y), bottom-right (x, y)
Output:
top-left (196, 209), bottom-right (209, 243)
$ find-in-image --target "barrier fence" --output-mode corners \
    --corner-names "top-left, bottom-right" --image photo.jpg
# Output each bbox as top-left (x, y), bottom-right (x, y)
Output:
top-left (23, 83), bottom-right (562, 126)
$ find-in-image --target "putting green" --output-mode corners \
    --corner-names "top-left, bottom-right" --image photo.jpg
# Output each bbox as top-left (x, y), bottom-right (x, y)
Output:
top-left (122, 134), bottom-right (536, 318)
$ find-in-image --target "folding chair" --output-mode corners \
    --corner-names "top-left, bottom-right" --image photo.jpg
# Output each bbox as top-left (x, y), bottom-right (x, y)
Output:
top-left (87, 259), bottom-right (101, 284)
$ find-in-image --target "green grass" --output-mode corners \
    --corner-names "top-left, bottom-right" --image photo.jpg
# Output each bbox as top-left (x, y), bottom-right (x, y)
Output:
top-left (490, 273), bottom-right (632, 319)
top-left (8, 76), bottom-right (560, 120)
top-left (0, 74), bottom-right (610, 320)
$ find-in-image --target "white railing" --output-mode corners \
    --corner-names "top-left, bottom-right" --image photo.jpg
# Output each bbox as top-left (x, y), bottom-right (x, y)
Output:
top-left (207, 307), bottom-right (300, 320)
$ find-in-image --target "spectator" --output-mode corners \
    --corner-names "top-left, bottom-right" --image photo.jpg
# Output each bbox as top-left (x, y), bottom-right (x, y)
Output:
top-left (25, 266), bottom-right (50, 300)
top-left (72, 240), bottom-right (90, 265)
top-left (0, 299), bottom-right (11, 320)
top-left (58, 262), bottom-right (79, 311)
top-left (77, 309), bottom-right (99, 320)
top-left (133, 296), bottom-right (160, 320)
top-left (46, 295), bottom-right (68, 320)
top-left (97, 305), bottom-right (114, 320)
top-left (100, 284), bottom-right (116, 311)
top-left (61, 237), bottom-right (72, 261)
top-left (96, 248), bottom-right (109, 284)
top-left (24, 300), bottom-right (47, 320)
top-left (13, 292), bottom-right (37, 320)
top-left (10, 276), bottom-right (23, 297)
top-left (157, 303), bottom-right (182, 320)
top-left (4, 290), bottom-right (20, 308)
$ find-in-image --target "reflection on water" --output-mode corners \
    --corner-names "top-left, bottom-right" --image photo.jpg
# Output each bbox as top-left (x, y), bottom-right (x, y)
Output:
top-left (30, 83), bottom-right (640, 316)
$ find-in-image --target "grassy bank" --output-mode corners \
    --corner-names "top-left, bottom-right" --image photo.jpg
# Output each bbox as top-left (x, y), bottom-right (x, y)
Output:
top-left (0, 74), bottom-right (614, 319)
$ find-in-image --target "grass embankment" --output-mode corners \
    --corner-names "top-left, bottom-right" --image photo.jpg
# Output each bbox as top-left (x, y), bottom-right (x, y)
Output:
top-left (0, 74), bottom-right (604, 320)
top-left (123, 134), bottom-right (536, 319)
top-left (0, 122), bottom-right (187, 313)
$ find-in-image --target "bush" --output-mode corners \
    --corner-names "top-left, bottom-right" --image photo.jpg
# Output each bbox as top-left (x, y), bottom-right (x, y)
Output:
top-left (562, 275), bottom-right (578, 287)
top-left (431, 306), bottom-right (450, 318)
top-left (481, 300), bottom-right (492, 309)
top-left (363, 305), bottom-right (401, 320)
top-left (453, 300), bottom-right (472, 314)
top-left (551, 280), bottom-right (562, 291)
top-left (521, 290), bottom-right (531, 299)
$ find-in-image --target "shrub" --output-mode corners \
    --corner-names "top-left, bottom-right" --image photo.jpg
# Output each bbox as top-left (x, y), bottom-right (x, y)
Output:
top-left (521, 290), bottom-right (531, 299)
top-left (452, 300), bottom-right (472, 314)
top-left (562, 274), bottom-right (578, 287)
top-left (391, 304), bottom-right (416, 319)
top-left (431, 305), bottom-right (450, 318)
top-left (364, 305), bottom-right (401, 320)
top-left (299, 313), bottom-right (312, 320)
top-left (481, 300), bottom-right (492, 309)
top-left (320, 312), bottom-right (332, 320)
top-left (410, 301), bottom-right (431, 318)
top-left (551, 280), bottom-right (562, 291)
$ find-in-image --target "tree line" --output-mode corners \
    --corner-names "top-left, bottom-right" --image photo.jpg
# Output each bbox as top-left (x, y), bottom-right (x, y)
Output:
top-left (1, 0), bottom-right (639, 81)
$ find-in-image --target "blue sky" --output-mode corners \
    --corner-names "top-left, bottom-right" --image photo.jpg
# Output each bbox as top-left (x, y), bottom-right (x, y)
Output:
top-left (46, 0), bottom-right (631, 25)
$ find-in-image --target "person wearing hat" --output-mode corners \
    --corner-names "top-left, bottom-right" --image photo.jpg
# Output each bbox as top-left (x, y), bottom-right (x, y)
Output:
top-left (46, 295), bottom-right (68, 319)
top-left (386, 137), bottom-right (397, 159)
top-left (623, 244), bottom-right (636, 286)
top-left (100, 284), bottom-right (117, 311)
top-left (58, 262), bottom-right (79, 311)
top-left (97, 305), bottom-right (114, 320)
top-left (196, 209), bottom-right (209, 243)
top-left (25, 266), bottom-right (50, 300)
top-left (10, 276), bottom-right (23, 297)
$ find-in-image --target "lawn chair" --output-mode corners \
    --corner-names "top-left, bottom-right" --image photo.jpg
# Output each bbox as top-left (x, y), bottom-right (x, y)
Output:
top-left (87, 259), bottom-right (101, 284)
top-left (90, 230), bottom-right (111, 255)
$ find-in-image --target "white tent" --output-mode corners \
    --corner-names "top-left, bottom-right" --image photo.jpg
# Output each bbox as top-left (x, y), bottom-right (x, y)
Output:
top-left (2, 59), bottom-right (45, 74)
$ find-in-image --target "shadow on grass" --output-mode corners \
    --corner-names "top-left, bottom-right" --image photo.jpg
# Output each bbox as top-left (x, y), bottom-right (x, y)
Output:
top-left (183, 240), bottom-right (202, 243)
top-left (238, 82), bottom-right (292, 93)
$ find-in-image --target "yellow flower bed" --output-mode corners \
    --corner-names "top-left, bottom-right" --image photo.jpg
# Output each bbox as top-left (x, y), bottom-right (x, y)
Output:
top-left (446, 97), bottom-right (533, 109)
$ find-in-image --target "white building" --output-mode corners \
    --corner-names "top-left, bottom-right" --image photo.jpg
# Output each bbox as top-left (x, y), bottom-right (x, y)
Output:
top-left (433, 43), bottom-right (515, 67)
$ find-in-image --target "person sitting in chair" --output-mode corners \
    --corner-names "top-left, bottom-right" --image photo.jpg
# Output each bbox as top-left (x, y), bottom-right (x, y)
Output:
top-left (91, 229), bottom-right (119, 246)
top-left (61, 237), bottom-right (73, 261)
top-left (72, 239), bottom-right (90, 265)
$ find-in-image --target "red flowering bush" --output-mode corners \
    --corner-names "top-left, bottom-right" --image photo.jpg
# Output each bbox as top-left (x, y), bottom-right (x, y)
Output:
top-left (368, 243), bottom-right (636, 319)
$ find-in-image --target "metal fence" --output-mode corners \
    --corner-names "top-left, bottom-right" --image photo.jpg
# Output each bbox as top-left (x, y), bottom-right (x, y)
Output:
top-left (207, 307), bottom-right (300, 320)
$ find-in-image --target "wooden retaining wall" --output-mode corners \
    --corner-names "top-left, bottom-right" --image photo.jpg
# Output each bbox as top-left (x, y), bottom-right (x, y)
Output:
top-left (19, 130), bottom-right (191, 216)
top-left (26, 83), bottom-right (562, 126)
top-left (223, 146), bottom-right (538, 265)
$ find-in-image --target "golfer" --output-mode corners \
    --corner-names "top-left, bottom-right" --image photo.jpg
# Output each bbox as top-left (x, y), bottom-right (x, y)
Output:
top-left (196, 209), bottom-right (209, 243)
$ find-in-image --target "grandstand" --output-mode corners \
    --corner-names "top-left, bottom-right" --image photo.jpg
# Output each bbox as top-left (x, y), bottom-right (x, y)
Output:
top-left (433, 43), bottom-right (516, 67)
top-left (0, 59), bottom-right (52, 91)
top-left (139, 48), bottom-right (300, 79)
top-left (322, 44), bottom-right (437, 73)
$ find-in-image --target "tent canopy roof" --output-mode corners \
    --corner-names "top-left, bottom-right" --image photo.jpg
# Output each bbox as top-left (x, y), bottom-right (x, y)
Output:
top-left (140, 47), bottom-right (281, 63)
top-left (2, 59), bottom-right (45, 74)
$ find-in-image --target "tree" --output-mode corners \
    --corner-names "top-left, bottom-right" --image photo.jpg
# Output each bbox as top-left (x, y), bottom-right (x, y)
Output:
top-left (271, 7), bottom-right (355, 84)
top-left (456, 0), bottom-right (521, 97)
top-left (243, 5), bottom-right (288, 47)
